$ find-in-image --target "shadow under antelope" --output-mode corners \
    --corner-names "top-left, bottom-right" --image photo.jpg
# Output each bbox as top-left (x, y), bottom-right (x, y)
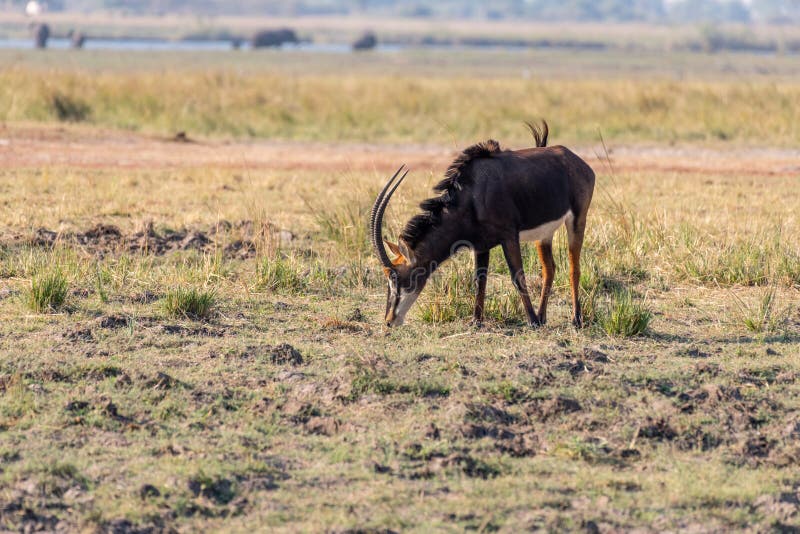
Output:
top-left (370, 121), bottom-right (595, 328)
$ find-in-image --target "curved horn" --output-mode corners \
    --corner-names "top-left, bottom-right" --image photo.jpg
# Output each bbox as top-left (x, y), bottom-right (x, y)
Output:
top-left (370, 165), bottom-right (404, 239)
top-left (371, 165), bottom-right (408, 268)
top-left (374, 168), bottom-right (409, 268)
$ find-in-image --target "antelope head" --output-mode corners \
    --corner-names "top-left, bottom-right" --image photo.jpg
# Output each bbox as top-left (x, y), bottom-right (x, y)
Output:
top-left (370, 166), bottom-right (428, 327)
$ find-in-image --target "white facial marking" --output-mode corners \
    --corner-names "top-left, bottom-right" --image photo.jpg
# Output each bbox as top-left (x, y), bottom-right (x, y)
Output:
top-left (519, 210), bottom-right (573, 243)
top-left (392, 289), bottom-right (420, 326)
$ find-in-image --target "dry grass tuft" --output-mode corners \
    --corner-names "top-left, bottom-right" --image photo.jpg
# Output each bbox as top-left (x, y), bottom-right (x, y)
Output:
top-left (162, 286), bottom-right (216, 319)
top-left (26, 269), bottom-right (69, 313)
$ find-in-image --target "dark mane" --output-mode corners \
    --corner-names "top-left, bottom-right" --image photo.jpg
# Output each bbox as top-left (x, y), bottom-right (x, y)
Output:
top-left (400, 139), bottom-right (502, 249)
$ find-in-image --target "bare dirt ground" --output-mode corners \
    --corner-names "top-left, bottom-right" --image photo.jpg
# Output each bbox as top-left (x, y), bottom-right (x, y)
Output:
top-left (2, 123), bottom-right (799, 176)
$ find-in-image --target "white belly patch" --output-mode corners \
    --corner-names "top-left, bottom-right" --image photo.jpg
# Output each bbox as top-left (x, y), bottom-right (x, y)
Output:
top-left (519, 211), bottom-right (572, 243)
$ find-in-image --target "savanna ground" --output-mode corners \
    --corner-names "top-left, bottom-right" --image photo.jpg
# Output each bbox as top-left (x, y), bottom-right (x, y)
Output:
top-left (1, 43), bottom-right (799, 533)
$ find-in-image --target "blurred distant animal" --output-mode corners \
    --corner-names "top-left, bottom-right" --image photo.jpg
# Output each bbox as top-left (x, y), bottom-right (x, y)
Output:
top-left (353, 32), bottom-right (377, 51)
top-left (68, 30), bottom-right (85, 49)
top-left (231, 37), bottom-right (243, 50)
top-left (251, 28), bottom-right (299, 48)
top-left (32, 22), bottom-right (50, 48)
top-left (371, 121), bottom-right (596, 328)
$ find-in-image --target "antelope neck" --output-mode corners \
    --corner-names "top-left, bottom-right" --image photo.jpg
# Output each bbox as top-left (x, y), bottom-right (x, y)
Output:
top-left (411, 219), bottom-right (465, 274)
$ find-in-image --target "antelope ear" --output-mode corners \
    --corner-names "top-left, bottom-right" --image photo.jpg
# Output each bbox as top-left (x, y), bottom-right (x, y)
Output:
top-left (384, 240), bottom-right (409, 266)
top-left (398, 239), bottom-right (416, 265)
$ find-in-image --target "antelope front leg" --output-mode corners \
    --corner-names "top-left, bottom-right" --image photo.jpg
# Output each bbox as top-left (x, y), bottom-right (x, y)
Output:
top-left (501, 239), bottom-right (540, 327)
top-left (472, 250), bottom-right (490, 326)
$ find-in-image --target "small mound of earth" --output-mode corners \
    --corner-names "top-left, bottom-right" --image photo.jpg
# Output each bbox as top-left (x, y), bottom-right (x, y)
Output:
top-left (171, 131), bottom-right (194, 143)
top-left (465, 402), bottom-right (517, 425)
top-left (81, 224), bottom-right (122, 241)
top-left (459, 403), bottom-right (538, 457)
top-left (126, 222), bottom-right (203, 256)
top-left (161, 324), bottom-right (225, 337)
top-left (179, 230), bottom-right (211, 250)
top-left (408, 452), bottom-right (502, 480)
top-left (31, 227), bottom-right (58, 247)
top-left (145, 372), bottom-right (183, 391)
top-left (238, 344), bottom-right (305, 365)
top-left (224, 239), bottom-right (257, 259)
top-left (9, 220), bottom-right (293, 260)
top-left (63, 325), bottom-right (94, 342)
top-left (0, 288), bottom-right (18, 300)
top-left (532, 396), bottom-right (583, 421)
top-left (138, 484), bottom-right (160, 500)
top-left (96, 314), bottom-right (129, 329)
top-left (270, 344), bottom-right (304, 366)
top-left (305, 416), bottom-right (339, 436)
top-left (639, 417), bottom-right (677, 442)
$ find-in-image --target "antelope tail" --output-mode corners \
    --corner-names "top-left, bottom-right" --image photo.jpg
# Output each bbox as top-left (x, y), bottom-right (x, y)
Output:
top-left (525, 120), bottom-right (549, 148)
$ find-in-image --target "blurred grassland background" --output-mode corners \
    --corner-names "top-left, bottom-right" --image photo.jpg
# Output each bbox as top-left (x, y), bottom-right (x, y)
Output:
top-left (1, 50), bottom-right (800, 146)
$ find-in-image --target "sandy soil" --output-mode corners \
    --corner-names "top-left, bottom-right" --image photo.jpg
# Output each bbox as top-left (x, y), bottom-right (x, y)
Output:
top-left (1, 124), bottom-right (799, 177)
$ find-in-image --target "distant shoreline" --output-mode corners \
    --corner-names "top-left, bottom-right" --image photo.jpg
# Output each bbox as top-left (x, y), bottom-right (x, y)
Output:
top-left (1, 12), bottom-right (800, 54)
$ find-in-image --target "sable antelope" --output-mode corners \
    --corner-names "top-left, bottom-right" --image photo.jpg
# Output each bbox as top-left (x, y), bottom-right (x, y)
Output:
top-left (370, 121), bottom-right (595, 328)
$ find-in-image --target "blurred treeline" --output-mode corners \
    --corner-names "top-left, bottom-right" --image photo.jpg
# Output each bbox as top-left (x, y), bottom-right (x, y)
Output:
top-left (8, 0), bottom-right (800, 24)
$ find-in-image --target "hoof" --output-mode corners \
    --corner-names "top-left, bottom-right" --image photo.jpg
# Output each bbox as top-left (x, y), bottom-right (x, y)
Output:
top-left (469, 318), bottom-right (484, 329)
top-left (572, 316), bottom-right (584, 329)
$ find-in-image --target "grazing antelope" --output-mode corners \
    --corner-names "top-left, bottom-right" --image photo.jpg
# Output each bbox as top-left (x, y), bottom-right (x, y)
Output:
top-left (370, 121), bottom-right (595, 328)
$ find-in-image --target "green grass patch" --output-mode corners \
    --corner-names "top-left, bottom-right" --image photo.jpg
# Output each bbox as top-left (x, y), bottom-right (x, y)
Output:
top-left (26, 269), bottom-right (69, 313)
top-left (733, 287), bottom-right (791, 334)
top-left (418, 260), bottom-right (473, 324)
top-left (595, 288), bottom-right (652, 337)
top-left (162, 287), bottom-right (216, 319)
top-left (256, 254), bottom-right (307, 294)
top-left (675, 232), bottom-right (800, 287)
top-left (348, 367), bottom-right (450, 402)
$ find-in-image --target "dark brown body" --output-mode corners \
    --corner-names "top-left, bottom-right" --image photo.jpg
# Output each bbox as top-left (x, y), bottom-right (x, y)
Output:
top-left (460, 146), bottom-right (594, 326)
top-left (371, 123), bottom-right (595, 328)
top-left (414, 147), bottom-right (592, 255)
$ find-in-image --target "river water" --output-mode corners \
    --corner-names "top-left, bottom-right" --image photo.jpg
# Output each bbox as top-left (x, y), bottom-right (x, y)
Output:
top-left (0, 38), bottom-right (402, 52)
